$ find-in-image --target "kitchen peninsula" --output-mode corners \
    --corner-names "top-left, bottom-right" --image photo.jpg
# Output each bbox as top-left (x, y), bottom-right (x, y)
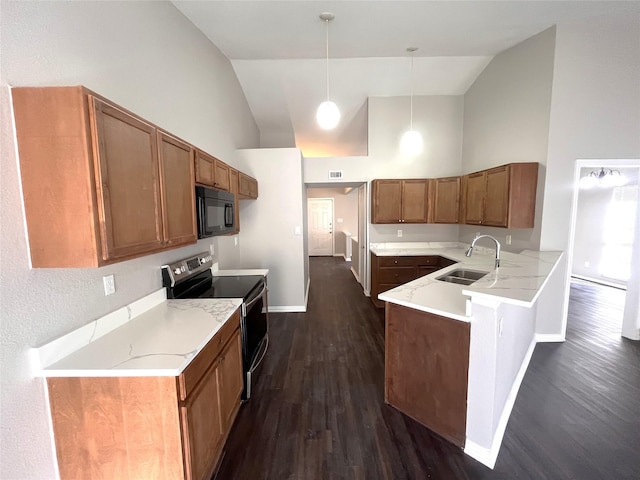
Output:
top-left (372, 242), bottom-right (562, 469)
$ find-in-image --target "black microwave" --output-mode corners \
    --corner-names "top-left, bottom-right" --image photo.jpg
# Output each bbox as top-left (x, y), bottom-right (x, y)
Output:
top-left (195, 186), bottom-right (235, 238)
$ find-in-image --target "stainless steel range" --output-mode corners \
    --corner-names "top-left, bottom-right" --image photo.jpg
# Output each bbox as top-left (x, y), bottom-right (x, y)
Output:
top-left (161, 253), bottom-right (268, 400)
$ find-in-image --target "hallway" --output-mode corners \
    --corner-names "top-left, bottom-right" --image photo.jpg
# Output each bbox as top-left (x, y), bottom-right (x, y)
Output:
top-left (216, 257), bottom-right (640, 479)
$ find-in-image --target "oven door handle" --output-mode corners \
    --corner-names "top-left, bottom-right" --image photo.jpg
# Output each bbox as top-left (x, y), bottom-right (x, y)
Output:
top-left (243, 283), bottom-right (267, 314)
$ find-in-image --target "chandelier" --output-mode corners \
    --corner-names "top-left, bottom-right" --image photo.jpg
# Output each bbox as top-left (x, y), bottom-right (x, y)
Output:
top-left (579, 168), bottom-right (627, 189)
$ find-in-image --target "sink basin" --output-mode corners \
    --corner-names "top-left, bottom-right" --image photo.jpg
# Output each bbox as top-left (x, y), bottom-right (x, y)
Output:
top-left (436, 269), bottom-right (488, 286)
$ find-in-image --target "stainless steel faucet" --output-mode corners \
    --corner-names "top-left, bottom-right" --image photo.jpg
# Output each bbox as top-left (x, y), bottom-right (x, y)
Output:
top-left (465, 234), bottom-right (501, 268)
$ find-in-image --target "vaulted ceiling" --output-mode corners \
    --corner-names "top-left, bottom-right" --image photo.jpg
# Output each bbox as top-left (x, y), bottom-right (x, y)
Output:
top-left (172, 1), bottom-right (638, 157)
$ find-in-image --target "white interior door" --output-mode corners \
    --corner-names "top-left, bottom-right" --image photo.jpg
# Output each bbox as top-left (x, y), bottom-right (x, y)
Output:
top-left (308, 198), bottom-right (333, 256)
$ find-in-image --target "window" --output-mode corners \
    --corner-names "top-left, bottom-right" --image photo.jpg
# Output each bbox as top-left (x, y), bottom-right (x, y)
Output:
top-left (599, 185), bottom-right (638, 281)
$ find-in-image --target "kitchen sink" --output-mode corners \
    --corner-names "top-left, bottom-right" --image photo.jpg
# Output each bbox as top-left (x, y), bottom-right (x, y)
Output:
top-left (436, 269), bottom-right (488, 286)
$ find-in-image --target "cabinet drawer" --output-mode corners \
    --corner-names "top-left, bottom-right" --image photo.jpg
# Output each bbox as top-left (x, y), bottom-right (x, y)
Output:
top-left (378, 267), bottom-right (417, 283)
top-left (412, 256), bottom-right (438, 266)
top-left (178, 309), bottom-right (240, 401)
top-left (378, 256), bottom-right (418, 267)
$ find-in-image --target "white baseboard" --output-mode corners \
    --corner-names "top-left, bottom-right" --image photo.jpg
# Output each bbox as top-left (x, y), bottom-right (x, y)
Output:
top-left (350, 266), bottom-right (361, 284)
top-left (535, 333), bottom-right (565, 343)
top-left (464, 440), bottom-right (496, 469)
top-left (465, 338), bottom-right (537, 469)
top-left (267, 279), bottom-right (310, 314)
top-left (268, 306), bottom-right (307, 313)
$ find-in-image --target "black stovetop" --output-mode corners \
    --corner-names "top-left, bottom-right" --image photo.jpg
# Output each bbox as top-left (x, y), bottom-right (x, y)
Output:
top-left (165, 269), bottom-right (264, 301)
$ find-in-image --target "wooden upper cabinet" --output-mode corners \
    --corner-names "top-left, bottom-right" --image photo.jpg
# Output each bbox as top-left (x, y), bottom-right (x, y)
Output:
top-left (195, 149), bottom-right (230, 191)
top-left (91, 97), bottom-right (165, 261)
top-left (462, 172), bottom-right (486, 225)
top-left (371, 179), bottom-right (429, 224)
top-left (158, 132), bottom-right (197, 247)
top-left (238, 172), bottom-right (258, 199)
top-left (11, 86), bottom-right (197, 267)
top-left (431, 177), bottom-right (460, 224)
top-left (402, 180), bottom-right (430, 223)
top-left (372, 180), bottom-right (402, 223)
top-left (194, 149), bottom-right (215, 187)
top-left (462, 163), bottom-right (538, 228)
top-left (229, 168), bottom-right (240, 233)
top-left (214, 159), bottom-right (230, 191)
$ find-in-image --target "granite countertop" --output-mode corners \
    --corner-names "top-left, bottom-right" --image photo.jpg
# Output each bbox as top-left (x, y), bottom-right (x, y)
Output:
top-left (372, 242), bottom-right (563, 321)
top-left (34, 290), bottom-right (242, 378)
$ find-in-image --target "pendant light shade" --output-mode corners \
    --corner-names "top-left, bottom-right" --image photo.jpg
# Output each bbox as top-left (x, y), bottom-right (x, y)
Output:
top-left (400, 130), bottom-right (424, 156)
top-left (317, 100), bottom-right (340, 130)
top-left (317, 12), bottom-right (340, 130)
top-left (401, 47), bottom-right (423, 156)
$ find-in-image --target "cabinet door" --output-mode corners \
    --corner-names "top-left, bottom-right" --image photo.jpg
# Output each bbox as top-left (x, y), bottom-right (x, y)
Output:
top-left (238, 172), bottom-right (258, 199)
top-left (158, 132), bottom-right (197, 247)
top-left (463, 172), bottom-right (486, 225)
top-left (402, 180), bottom-right (429, 223)
top-left (181, 362), bottom-right (224, 480)
top-left (90, 97), bottom-right (164, 261)
top-left (433, 177), bottom-right (460, 224)
top-left (217, 331), bottom-right (243, 433)
top-left (372, 180), bottom-right (402, 223)
top-left (194, 150), bottom-right (215, 186)
top-left (229, 168), bottom-right (240, 233)
top-left (214, 159), bottom-right (230, 191)
top-left (483, 165), bottom-right (510, 227)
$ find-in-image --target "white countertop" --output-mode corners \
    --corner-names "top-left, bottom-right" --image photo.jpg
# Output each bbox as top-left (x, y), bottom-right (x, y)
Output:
top-left (373, 242), bottom-right (562, 321)
top-left (34, 290), bottom-right (242, 378)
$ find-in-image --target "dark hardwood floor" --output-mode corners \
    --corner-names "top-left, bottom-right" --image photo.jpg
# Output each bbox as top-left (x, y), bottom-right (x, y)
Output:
top-left (215, 257), bottom-right (640, 480)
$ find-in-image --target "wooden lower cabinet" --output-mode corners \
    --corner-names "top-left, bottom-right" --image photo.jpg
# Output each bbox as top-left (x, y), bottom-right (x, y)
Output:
top-left (385, 302), bottom-right (470, 447)
top-left (370, 254), bottom-right (456, 308)
top-left (46, 314), bottom-right (243, 480)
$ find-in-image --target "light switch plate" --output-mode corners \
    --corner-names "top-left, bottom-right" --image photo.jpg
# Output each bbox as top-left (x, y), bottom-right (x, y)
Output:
top-left (294, 226), bottom-right (302, 235)
top-left (103, 274), bottom-right (115, 296)
top-left (397, 229), bottom-right (403, 238)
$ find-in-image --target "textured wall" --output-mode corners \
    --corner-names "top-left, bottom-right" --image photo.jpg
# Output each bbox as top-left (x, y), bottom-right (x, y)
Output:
top-left (0, 2), bottom-right (258, 478)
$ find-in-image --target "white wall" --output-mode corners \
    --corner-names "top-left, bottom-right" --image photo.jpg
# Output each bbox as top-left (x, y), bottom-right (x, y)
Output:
top-left (539, 17), bottom-right (640, 336)
top-left (460, 27), bottom-right (556, 253)
top-left (0, 2), bottom-right (259, 479)
top-left (236, 148), bottom-right (308, 311)
top-left (571, 168), bottom-right (639, 287)
top-left (307, 187), bottom-right (359, 256)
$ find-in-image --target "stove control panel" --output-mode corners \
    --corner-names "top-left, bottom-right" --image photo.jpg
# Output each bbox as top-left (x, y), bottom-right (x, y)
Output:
top-left (161, 253), bottom-right (214, 287)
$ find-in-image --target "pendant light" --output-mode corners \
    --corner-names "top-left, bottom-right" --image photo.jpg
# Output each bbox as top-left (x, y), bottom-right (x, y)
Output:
top-left (400, 47), bottom-right (424, 156)
top-left (316, 12), bottom-right (340, 130)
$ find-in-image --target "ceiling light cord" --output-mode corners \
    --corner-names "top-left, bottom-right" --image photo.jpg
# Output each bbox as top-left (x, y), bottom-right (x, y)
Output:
top-left (409, 51), bottom-right (414, 130)
top-left (325, 18), bottom-right (330, 101)
top-left (316, 12), bottom-right (340, 130)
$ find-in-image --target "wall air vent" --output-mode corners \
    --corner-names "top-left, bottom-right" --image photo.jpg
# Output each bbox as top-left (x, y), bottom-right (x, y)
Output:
top-left (328, 170), bottom-right (343, 180)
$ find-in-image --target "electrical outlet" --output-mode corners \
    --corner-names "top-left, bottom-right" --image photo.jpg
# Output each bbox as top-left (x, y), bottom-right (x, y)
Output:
top-left (103, 274), bottom-right (115, 296)
top-left (397, 229), bottom-right (403, 238)
top-left (337, 218), bottom-right (343, 223)
top-left (505, 235), bottom-right (512, 245)
top-left (584, 261), bottom-right (590, 268)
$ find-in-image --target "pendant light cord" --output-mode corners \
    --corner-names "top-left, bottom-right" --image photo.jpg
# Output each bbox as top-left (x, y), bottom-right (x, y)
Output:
top-left (409, 51), bottom-right (414, 130)
top-left (325, 18), bottom-right (330, 101)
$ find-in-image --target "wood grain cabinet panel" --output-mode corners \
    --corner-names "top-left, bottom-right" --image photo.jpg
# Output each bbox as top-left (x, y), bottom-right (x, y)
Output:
top-left (385, 302), bottom-right (470, 447)
top-left (462, 172), bottom-right (486, 225)
top-left (431, 176), bottom-right (461, 224)
top-left (46, 313), bottom-right (243, 480)
top-left (194, 149), bottom-right (216, 187)
top-left (91, 97), bottom-right (165, 261)
top-left (370, 254), bottom-right (452, 308)
top-left (229, 168), bottom-right (240, 233)
top-left (214, 158), bottom-right (230, 191)
top-left (158, 132), bottom-right (196, 247)
top-left (462, 163), bottom-right (538, 228)
top-left (238, 172), bottom-right (258, 199)
top-left (371, 179), bottom-right (429, 224)
top-left (11, 86), bottom-right (197, 267)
